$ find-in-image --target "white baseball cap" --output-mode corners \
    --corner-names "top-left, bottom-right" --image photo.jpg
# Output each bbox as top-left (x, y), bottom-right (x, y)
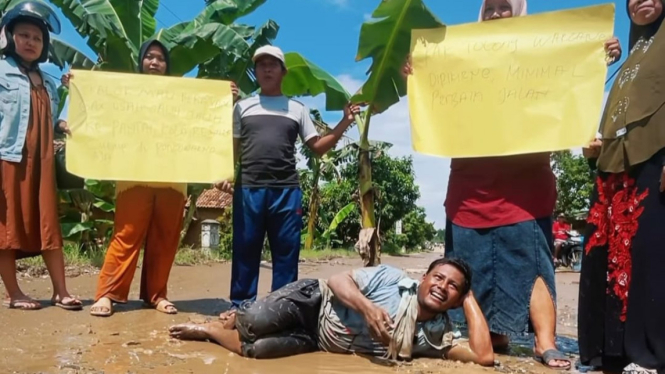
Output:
top-left (252, 45), bottom-right (285, 66)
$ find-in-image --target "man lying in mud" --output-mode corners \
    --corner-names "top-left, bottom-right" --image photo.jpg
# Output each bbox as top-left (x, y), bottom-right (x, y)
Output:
top-left (169, 258), bottom-right (495, 366)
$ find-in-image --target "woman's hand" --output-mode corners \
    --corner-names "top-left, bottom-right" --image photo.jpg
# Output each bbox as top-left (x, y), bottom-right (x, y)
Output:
top-left (231, 82), bottom-right (239, 103)
top-left (401, 54), bottom-right (413, 80)
top-left (58, 120), bottom-right (71, 136)
top-left (583, 138), bottom-right (602, 159)
top-left (61, 72), bottom-right (72, 88)
top-left (604, 37), bottom-right (622, 66)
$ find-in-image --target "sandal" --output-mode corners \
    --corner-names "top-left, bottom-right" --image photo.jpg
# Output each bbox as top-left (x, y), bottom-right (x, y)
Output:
top-left (534, 349), bottom-right (572, 370)
top-left (153, 299), bottom-right (177, 315)
top-left (90, 297), bottom-right (113, 317)
top-left (51, 295), bottom-right (83, 311)
top-left (3, 298), bottom-right (42, 310)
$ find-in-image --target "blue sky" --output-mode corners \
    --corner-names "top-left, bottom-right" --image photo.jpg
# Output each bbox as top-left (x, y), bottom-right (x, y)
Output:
top-left (41, 0), bottom-right (630, 229)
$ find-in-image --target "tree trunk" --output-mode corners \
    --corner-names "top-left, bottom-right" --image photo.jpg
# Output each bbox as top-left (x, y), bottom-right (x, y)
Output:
top-left (304, 166), bottom-right (321, 250)
top-left (354, 113), bottom-right (380, 266)
top-left (179, 191), bottom-right (201, 248)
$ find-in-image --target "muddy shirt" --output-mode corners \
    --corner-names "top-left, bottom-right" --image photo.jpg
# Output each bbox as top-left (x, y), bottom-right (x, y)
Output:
top-left (233, 95), bottom-right (318, 188)
top-left (317, 265), bottom-right (457, 357)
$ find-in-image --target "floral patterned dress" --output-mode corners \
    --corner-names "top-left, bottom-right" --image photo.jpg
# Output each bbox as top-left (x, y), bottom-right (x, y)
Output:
top-left (578, 151), bottom-right (665, 372)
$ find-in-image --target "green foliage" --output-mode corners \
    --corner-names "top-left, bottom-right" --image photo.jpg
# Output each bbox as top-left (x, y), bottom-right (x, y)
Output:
top-left (433, 228), bottom-right (445, 243)
top-left (351, 0), bottom-right (443, 113)
top-left (387, 207), bottom-right (436, 251)
top-left (282, 53), bottom-right (350, 111)
top-left (551, 150), bottom-right (594, 217)
top-left (302, 145), bottom-right (430, 250)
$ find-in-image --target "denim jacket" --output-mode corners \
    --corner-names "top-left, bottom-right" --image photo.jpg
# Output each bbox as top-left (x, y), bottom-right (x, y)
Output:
top-left (0, 56), bottom-right (61, 163)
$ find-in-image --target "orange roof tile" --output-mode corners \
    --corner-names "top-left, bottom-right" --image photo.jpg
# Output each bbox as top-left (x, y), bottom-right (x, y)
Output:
top-left (187, 188), bottom-right (232, 209)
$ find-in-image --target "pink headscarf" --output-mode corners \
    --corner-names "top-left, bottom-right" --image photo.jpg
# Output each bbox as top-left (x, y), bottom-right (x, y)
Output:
top-left (478, 0), bottom-right (527, 21)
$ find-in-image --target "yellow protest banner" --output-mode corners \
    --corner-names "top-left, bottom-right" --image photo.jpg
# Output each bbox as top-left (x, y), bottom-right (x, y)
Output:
top-left (407, 4), bottom-right (615, 158)
top-left (65, 70), bottom-right (234, 183)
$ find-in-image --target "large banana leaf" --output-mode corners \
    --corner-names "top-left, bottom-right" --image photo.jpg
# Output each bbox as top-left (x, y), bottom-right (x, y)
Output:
top-left (200, 0), bottom-right (267, 26)
top-left (352, 0), bottom-right (443, 113)
top-left (49, 37), bottom-right (96, 70)
top-left (283, 52), bottom-right (350, 111)
top-left (111, 0), bottom-right (159, 47)
top-left (223, 20), bottom-right (278, 94)
top-left (167, 22), bottom-right (251, 76)
top-left (322, 203), bottom-right (356, 242)
top-left (50, 0), bottom-right (137, 64)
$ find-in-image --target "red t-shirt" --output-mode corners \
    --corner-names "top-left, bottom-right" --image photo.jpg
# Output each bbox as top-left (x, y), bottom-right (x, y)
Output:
top-left (552, 221), bottom-right (571, 240)
top-left (444, 153), bottom-right (557, 229)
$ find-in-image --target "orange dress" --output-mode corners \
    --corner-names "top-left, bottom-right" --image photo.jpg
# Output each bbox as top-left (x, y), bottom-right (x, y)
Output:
top-left (0, 85), bottom-right (62, 259)
top-left (94, 183), bottom-right (186, 305)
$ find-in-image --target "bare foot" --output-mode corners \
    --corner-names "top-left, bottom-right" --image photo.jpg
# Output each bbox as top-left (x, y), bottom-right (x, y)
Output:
top-left (169, 323), bottom-right (211, 341)
top-left (222, 312), bottom-right (237, 330)
top-left (218, 309), bottom-right (236, 321)
top-left (90, 297), bottom-right (113, 317)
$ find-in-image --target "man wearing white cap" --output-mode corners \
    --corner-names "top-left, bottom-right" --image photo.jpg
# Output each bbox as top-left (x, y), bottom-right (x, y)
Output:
top-left (216, 45), bottom-right (361, 313)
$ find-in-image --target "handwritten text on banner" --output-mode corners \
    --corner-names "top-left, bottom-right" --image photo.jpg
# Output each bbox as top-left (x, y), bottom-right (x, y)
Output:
top-left (407, 4), bottom-right (615, 158)
top-left (66, 70), bottom-right (234, 183)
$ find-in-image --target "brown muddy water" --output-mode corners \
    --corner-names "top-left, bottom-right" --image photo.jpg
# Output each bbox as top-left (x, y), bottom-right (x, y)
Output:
top-left (0, 251), bottom-right (584, 374)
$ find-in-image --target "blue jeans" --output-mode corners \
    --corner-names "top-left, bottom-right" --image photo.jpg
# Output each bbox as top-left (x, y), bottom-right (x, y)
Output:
top-left (230, 187), bottom-right (303, 307)
top-left (445, 218), bottom-right (556, 335)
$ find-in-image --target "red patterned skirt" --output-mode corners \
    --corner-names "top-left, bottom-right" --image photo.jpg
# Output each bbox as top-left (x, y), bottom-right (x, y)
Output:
top-left (578, 152), bottom-right (665, 373)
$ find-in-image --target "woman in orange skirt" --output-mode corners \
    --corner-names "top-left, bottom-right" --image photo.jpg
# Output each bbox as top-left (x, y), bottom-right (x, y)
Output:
top-left (0, 1), bottom-right (81, 311)
top-left (77, 40), bottom-right (187, 317)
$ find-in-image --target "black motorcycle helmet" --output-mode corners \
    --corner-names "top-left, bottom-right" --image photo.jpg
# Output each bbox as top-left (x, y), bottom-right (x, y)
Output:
top-left (0, 1), bottom-right (61, 66)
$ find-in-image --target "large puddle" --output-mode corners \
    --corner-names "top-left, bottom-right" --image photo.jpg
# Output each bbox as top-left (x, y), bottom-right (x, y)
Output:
top-left (0, 252), bottom-right (582, 373)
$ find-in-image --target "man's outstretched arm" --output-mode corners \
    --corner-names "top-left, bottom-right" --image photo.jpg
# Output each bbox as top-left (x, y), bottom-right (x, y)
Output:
top-left (444, 292), bottom-right (494, 366)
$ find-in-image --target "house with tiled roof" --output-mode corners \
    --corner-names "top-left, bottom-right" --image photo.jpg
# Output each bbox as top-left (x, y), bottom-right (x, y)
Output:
top-left (182, 188), bottom-right (232, 247)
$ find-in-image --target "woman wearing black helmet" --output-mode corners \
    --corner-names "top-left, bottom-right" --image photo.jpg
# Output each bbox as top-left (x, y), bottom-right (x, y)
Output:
top-left (0, 1), bottom-right (81, 311)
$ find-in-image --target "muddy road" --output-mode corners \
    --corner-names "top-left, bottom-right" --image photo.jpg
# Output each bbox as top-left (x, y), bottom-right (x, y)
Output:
top-left (0, 251), bottom-right (583, 374)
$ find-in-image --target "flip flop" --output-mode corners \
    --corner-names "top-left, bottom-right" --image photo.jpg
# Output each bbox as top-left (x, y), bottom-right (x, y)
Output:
top-left (3, 298), bottom-right (42, 310)
top-left (152, 299), bottom-right (178, 315)
top-left (90, 298), bottom-right (113, 317)
top-left (51, 296), bottom-right (83, 311)
top-left (534, 349), bottom-right (572, 370)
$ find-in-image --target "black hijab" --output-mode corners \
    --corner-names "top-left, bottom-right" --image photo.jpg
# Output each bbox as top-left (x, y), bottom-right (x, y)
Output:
top-left (138, 39), bottom-right (170, 75)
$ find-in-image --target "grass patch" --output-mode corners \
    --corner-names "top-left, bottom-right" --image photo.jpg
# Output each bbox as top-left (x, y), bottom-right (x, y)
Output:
top-left (299, 248), bottom-right (355, 261)
top-left (173, 246), bottom-right (229, 266)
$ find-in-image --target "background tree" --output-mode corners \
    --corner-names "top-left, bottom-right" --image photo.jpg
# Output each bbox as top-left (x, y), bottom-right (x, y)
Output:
top-left (388, 207), bottom-right (436, 251)
top-left (551, 150), bottom-right (595, 217)
top-left (433, 228), bottom-right (445, 243)
top-left (304, 144), bottom-right (431, 251)
top-left (349, 0), bottom-right (443, 265)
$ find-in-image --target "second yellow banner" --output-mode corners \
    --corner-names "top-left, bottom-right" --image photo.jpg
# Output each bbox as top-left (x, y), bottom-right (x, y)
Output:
top-left (407, 4), bottom-right (615, 158)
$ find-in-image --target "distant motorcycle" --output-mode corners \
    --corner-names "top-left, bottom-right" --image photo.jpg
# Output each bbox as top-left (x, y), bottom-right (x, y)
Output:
top-left (555, 230), bottom-right (583, 270)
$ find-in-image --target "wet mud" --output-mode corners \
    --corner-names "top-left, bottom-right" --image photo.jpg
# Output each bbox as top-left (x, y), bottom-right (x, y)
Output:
top-left (1, 251), bottom-right (585, 374)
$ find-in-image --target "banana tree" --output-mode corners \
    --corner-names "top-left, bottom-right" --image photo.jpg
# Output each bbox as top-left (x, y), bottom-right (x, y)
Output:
top-left (17, 0), bottom-right (280, 246)
top-left (300, 110), bottom-right (354, 250)
top-left (349, 0), bottom-right (443, 266)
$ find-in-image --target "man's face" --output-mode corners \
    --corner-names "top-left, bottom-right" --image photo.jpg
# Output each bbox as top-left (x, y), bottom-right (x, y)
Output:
top-left (142, 44), bottom-right (167, 75)
top-left (255, 56), bottom-right (285, 91)
top-left (417, 264), bottom-right (466, 314)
